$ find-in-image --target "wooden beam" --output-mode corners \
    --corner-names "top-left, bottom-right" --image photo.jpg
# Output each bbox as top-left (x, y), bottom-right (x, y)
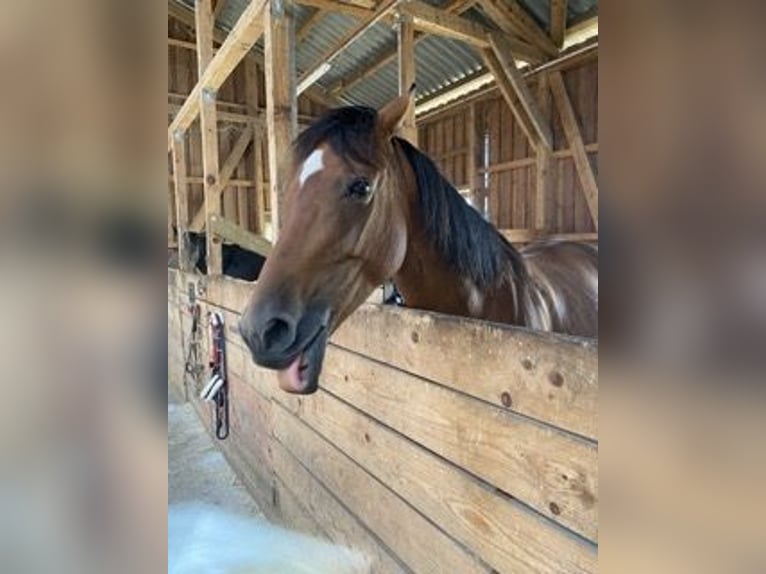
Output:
top-left (415, 41), bottom-right (597, 121)
top-left (535, 73), bottom-right (552, 230)
top-left (196, 0), bottom-right (223, 274)
top-left (171, 133), bottom-right (192, 271)
top-left (399, 0), bottom-right (489, 48)
top-left (550, 0), bottom-right (567, 48)
top-left (327, 0), bottom-right (505, 97)
top-left (195, 0), bottom-right (215, 74)
top-left (296, 8), bottom-right (324, 41)
top-left (190, 124), bottom-right (255, 231)
top-left (549, 71), bottom-right (598, 228)
top-left (167, 37), bottom-right (198, 51)
top-left (167, 0), bottom-right (268, 151)
top-left (254, 126), bottom-right (267, 235)
top-left (297, 0), bottom-right (398, 94)
top-left (487, 33), bottom-right (552, 150)
top-left (501, 229), bottom-right (597, 244)
top-left (208, 214), bottom-right (273, 257)
top-left (213, 0), bottom-right (228, 18)
top-left (264, 0), bottom-right (298, 237)
top-left (295, 0), bottom-right (374, 19)
top-left (477, 0), bottom-right (558, 58)
top-left (397, 13), bottom-right (417, 145)
top-left (168, 0), bottom-right (336, 108)
top-left (241, 59), bottom-right (260, 233)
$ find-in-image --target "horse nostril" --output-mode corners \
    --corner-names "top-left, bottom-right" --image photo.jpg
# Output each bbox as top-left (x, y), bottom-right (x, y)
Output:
top-left (261, 316), bottom-right (295, 352)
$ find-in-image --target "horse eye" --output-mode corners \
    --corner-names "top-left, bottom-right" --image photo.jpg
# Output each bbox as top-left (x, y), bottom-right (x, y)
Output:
top-left (346, 177), bottom-right (372, 199)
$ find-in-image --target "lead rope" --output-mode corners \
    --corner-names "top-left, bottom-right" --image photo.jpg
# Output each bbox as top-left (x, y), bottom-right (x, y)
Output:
top-left (199, 311), bottom-right (229, 440)
top-left (184, 303), bottom-right (204, 397)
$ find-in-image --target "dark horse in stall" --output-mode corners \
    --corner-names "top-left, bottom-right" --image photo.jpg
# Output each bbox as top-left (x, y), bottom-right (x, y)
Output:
top-left (175, 231), bottom-right (266, 281)
top-left (238, 91), bottom-right (598, 394)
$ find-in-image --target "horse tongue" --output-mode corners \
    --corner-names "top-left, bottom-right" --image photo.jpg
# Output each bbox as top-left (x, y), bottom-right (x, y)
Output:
top-left (277, 355), bottom-right (306, 393)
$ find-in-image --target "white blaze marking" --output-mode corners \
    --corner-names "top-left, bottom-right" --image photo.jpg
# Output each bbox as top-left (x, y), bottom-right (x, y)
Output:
top-left (299, 149), bottom-right (324, 188)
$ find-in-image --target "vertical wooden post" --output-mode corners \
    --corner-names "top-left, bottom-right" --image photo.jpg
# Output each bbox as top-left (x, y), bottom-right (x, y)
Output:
top-left (171, 133), bottom-right (192, 270)
top-left (254, 126), bottom-right (267, 235)
top-left (535, 73), bottom-right (553, 230)
top-left (397, 12), bottom-right (417, 145)
top-left (466, 103), bottom-right (479, 212)
top-left (196, 0), bottom-right (223, 273)
top-left (243, 60), bottom-right (259, 232)
top-left (264, 0), bottom-right (297, 239)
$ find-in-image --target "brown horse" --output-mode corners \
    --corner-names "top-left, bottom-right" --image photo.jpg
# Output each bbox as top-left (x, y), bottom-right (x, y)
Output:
top-left (239, 93), bottom-right (597, 394)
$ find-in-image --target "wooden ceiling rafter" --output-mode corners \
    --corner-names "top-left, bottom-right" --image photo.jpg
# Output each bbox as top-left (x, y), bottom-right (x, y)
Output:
top-left (296, 0), bottom-right (400, 95)
top-left (167, 0), bottom-right (336, 112)
top-left (399, 0), bottom-right (489, 48)
top-left (477, 0), bottom-right (558, 59)
top-left (167, 0), bottom-right (269, 151)
top-left (327, 0), bottom-right (477, 98)
top-left (550, 0), bottom-right (567, 48)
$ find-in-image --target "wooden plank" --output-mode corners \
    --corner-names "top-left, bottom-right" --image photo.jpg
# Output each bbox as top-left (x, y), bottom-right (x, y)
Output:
top-left (279, 387), bottom-right (597, 573)
top-left (241, 60), bottom-right (260, 232)
top-left (318, 342), bottom-right (598, 542)
top-left (271, 441), bottom-right (407, 574)
top-left (254, 126), bottom-right (267, 234)
top-left (208, 214), bottom-right (273, 257)
top-left (167, 0), bottom-right (268, 150)
top-left (400, 0), bottom-right (490, 48)
top-left (396, 13), bottom-right (417, 145)
top-left (549, 71), bottom-right (598, 228)
top-left (477, 0), bottom-right (558, 58)
top-left (196, 0), bottom-right (222, 274)
top-left (297, 0), bottom-right (398, 94)
top-left (190, 124), bottom-right (254, 230)
top-left (272, 402), bottom-right (492, 574)
top-left (171, 133), bottom-right (192, 271)
top-left (264, 0), bottom-right (298, 237)
top-left (332, 305), bottom-right (597, 439)
top-left (550, 0), bottom-right (567, 48)
top-left (535, 73), bottom-right (553, 229)
top-left (487, 33), bottom-right (553, 150)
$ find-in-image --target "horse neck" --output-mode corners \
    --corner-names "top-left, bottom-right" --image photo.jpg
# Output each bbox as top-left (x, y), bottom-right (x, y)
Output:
top-left (388, 147), bottom-right (521, 322)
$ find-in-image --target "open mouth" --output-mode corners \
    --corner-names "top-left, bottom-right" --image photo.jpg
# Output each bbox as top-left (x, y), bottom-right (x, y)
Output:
top-left (276, 327), bottom-right (328, 394)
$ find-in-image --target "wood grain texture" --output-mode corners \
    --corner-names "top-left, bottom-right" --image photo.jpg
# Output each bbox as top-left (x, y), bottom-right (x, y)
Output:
top-left (279, 387), bottom-right (597, 573)
top-left (264, 0), bottom-right (297, 236)
top-left (319, 342), bottom-right (598, 541)
top-left (273, 401), bottom-right (492, 574)
top-left (271, 441), bottom-right (407, 574)
top-left (549, 70), bottom-right (598, 229)
top-left (332, 304), bottom-right (598, 439)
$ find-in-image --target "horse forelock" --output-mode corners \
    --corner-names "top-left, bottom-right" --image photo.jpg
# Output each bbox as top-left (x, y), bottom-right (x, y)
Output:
top-left (293, 106), bottom-right (382, 170)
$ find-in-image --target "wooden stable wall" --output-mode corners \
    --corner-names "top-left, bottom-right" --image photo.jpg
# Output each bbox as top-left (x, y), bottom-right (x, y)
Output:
top-left (167, 16), bottom-right (326, 241)
top-left (418, 51), bottom-right (598, 239)
top-left (169, 269), bottom-right (598, 573)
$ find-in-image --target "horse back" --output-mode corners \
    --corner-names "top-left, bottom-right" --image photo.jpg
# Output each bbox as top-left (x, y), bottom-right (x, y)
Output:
top-left (520, 240), bottom-right (598, 338)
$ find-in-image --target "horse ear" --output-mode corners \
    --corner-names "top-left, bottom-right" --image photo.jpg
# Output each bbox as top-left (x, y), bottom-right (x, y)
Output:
top-left (378, 84), bottom-right (416, 136)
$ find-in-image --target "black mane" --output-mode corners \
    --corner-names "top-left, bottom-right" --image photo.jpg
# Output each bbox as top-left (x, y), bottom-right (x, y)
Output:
top-left (394, 137), bottom-right (525, 288)
top-left (294, 106), bottom-right (381, 168)
top-left (295, 105), bottom-right (523, 288)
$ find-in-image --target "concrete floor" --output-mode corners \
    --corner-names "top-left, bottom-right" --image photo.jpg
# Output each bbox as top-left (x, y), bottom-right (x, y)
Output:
top-left (168, 387), bottom-right (262, 517)
top-left (168, 386), bottom-right (369, 573)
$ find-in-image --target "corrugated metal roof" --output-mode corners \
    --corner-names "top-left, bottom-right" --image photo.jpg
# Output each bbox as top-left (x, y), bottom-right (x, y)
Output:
top-left (179, 0), bottom-right (597, 110)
